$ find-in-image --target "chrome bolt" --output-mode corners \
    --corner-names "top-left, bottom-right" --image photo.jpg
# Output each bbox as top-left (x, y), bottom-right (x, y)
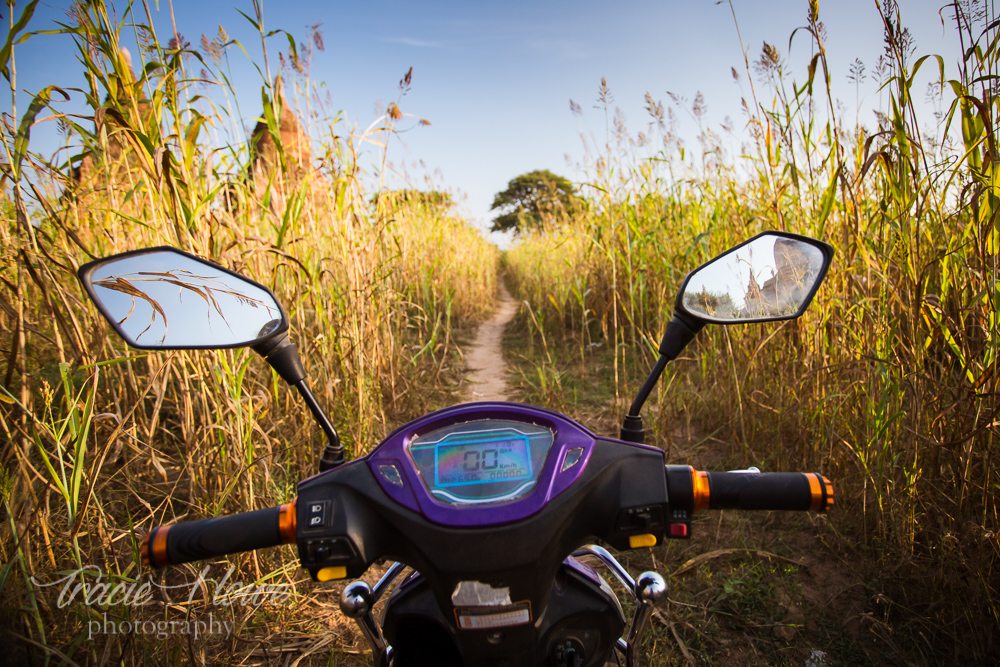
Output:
top-left (339, 580), bottom-right (374, 619)
top-left (635, 572), bottom-right (667, 605)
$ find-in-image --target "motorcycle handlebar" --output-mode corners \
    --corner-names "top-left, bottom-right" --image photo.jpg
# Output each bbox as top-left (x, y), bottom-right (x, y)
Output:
top-left (666, 466), bottom-right (833, 513)
top-left (137, 465), bottom-right (833, 568)
top-left (141, 501), bottom-right (297, 568)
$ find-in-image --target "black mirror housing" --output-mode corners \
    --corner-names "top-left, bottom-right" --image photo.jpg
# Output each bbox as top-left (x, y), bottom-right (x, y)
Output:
top-left (675, 231), bottom-right (834, 325)
top-left (78, 246), bottom-right (289, 350)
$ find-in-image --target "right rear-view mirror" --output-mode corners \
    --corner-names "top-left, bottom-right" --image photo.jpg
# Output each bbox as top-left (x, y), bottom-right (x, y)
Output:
top-left (676, 231), bottom-right (833, 324)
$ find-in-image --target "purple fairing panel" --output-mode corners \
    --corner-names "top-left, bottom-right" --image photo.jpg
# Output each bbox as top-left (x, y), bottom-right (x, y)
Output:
top-left (563, 556), bottom-right (605, 588)
top-left (366, 402), bottom-right (599, 527)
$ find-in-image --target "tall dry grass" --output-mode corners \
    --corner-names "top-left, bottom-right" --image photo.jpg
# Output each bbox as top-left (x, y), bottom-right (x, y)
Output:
top-left (0, 1), bottom-right (497, 663)
top-left (506, 0), bottom-right (998, 661)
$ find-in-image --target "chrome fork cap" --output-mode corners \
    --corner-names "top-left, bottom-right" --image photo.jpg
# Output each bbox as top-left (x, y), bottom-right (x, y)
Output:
top-left (635, 571), bottom-right (667, 604)
top-left (340, 580), bottom-right (374, 618)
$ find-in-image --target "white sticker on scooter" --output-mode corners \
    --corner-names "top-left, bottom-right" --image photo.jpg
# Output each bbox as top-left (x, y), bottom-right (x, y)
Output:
top-left (454, 601), bottom-right (532, 630)
top-left (451, 580), bottom-right (512, 606)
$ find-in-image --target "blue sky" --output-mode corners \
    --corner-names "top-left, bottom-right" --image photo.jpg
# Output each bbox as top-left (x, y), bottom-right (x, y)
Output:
top-left (3, 0), bottom-right (968, 240)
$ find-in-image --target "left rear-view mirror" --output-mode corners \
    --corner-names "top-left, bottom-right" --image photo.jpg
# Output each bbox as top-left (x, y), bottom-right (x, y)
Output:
top-left (78, 247), bottom-right (288, 349)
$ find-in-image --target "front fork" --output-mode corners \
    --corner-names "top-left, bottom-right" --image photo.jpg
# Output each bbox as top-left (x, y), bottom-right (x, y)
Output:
top-left (338, 550), bottom-right (667, 667)
top-left (572, 545), bottom-right (668, 667)
top-left (338, 561), bottom-right (406, 667)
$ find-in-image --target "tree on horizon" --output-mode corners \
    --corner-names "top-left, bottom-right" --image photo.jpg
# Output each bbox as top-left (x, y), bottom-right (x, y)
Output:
top-left (490, 169), bottom-right (579, 233)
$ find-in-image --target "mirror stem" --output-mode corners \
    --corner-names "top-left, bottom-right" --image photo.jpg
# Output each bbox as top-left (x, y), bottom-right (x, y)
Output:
top-left (253, 334), bottom-right (345, 470)
top-left (658, 313), bottom-right (705, 360)
top-left (626, 355), bottom-right (670, 418)
top-left (293, 380), bottom-right (345, 470)
top-left (620, 314), bottom-right (705, 444)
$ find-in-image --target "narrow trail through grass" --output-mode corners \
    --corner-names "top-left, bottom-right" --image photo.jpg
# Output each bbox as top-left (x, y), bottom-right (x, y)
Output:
top-left (462, 275), bottom-right (518, 402)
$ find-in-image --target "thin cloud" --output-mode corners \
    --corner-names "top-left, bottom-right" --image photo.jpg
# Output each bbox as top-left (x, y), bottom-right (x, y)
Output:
top-left (382, 36), bottom-right (446, 48)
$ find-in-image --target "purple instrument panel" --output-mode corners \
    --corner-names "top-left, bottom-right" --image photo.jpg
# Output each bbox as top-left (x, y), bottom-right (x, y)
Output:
top-left (408, 419), bottom-right (552, 504)
top-left (367, 402), bottom-right (597, 527)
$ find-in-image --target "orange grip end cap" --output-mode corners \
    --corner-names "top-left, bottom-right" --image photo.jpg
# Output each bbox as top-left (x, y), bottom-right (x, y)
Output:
top-left (807, 473), bottom-right (834, 511)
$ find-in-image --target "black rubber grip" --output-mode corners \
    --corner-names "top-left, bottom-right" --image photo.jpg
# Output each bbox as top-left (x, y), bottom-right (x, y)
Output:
top-left (147, 506), bottom-right (283, 567)
top-left (706, 472), bottom-right (831, 511)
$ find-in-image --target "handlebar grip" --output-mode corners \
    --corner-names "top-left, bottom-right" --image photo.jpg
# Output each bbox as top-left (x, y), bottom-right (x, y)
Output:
top-left (666, 466), bottom-right (833, 513)
top-left (705, 471), bottom-right (833, 511)
top-left (141, 501), bottom-right (297, 567)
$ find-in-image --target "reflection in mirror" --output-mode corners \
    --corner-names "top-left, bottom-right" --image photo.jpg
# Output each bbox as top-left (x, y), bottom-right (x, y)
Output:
top-left (86, 250), bottom-right (284, 348)
top-left (681, 235), bottom-right (826, 322)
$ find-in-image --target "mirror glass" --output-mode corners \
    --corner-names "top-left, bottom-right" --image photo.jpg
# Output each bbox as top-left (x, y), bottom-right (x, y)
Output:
top-left (681, 234), bottom-right (827, 322)
top-left (85, 250), bottom-right (285, 348)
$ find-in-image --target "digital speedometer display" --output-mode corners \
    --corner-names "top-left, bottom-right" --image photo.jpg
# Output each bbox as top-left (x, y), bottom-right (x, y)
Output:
top-left (407, 420), bottom-right (554, 506)
top-left (435, 437), bottom-right (533, 487)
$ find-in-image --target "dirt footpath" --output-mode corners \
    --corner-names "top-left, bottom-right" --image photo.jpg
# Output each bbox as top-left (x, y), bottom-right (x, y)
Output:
top-left (462, 276), bottom-right (517, 402)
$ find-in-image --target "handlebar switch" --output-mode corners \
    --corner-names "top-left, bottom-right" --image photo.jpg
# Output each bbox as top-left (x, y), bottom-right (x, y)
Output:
top-left (301, 535), bottom-right (365, 582)
top-left (666, 508), bottom-right (692, 539)
top-left (303, 500), bottom-right (331, 532)
top-left (607, 504), bottom-right (668, 550)
top-left (615, 506), bottom-right (664, 533)
top-left (304, 536), bottom-right (358, 564)
top-left (668, 521), bottom-right (690, 538)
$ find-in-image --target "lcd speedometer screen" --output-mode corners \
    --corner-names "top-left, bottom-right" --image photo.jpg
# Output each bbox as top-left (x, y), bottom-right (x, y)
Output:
top-left (436, 437), bottom-right (532, 487)
top-left (407, 420), bottom-right (554, 505)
